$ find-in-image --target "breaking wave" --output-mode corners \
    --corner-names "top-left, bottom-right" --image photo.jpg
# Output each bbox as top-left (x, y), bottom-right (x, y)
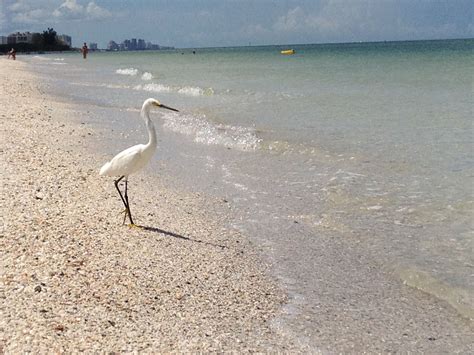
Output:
top-left (178, 86), bottom-right (214, 96)
top-left (134, 83), bottom-right (172, 93)
top-left (116, 68), bottom-right (139, 76)
top-left (141, 72), bottom-right (154, 81)
top-left (161, 112), bottom-right (260, 151)
top-left (134, 83), bottom-right (213, 97)
top-left (32, 55), bottom-right (50, 61)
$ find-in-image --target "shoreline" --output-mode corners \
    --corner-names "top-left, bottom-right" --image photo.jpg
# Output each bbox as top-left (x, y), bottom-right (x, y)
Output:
top-left (0, 59), bottom-right (301, 352)
top-left (2, 57), bottom-right (473, 353)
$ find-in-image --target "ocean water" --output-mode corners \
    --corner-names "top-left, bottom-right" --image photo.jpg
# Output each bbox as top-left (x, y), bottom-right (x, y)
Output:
top-left (24, 39), bottom-right (473, 338)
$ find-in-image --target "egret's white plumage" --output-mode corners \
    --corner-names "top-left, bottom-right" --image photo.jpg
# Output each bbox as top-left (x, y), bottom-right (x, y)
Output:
top-left (100, 98), bottom-right (179, 225)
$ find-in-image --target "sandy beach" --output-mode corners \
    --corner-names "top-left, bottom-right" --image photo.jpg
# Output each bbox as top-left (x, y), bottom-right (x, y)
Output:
top-left (0, 59), bottom-right (300, 352)
top-left (1, 57), bottom-right (473, 354)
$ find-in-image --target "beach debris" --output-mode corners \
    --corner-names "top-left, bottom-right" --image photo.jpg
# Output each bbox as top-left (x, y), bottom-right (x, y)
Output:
top-left (53, 324), bottom-right (65, 332)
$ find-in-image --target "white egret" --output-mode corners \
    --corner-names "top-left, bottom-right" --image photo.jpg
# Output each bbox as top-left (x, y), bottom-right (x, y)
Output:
top-left (100, 98), bottom-right (179, 226)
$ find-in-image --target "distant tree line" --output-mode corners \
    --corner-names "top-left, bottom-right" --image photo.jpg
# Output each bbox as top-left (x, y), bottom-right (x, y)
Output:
top-left (1, 28), bottom-right (71, 53)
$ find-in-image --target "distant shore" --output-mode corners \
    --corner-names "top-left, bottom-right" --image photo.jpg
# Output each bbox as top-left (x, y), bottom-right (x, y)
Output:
top-left (0, 59), bottom-right (300, 352)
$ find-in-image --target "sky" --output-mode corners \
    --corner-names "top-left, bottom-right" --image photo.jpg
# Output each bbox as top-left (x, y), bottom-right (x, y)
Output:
top-left (1, 0), bottom-right (472, 48)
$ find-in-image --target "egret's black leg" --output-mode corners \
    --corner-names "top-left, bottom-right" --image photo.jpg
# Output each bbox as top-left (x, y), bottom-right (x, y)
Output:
top-left (124, 178), bottom-right (135, 225)
top-left (114, 176), bottom-right (129, 224)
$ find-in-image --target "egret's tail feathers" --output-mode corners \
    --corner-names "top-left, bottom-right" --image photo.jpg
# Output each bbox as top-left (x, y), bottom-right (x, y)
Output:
top-left (99, 162), bottom-right (111, 176)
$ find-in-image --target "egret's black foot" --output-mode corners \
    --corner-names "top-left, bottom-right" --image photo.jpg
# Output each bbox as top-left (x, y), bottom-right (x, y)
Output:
top-left (118, 209), bottom-right (128, 225)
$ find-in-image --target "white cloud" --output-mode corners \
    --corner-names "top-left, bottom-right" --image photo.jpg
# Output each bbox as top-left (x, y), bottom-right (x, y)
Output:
top-left (8, 0), bottom-right (32, 12)
top-left (53, 0), bottom-right (84, 18)
top-left (86, 2), bottom-right (111, 19)
top-left (12, 9), bottom-right (49, 25)
top-left (273, 6), bottom-right (308, 33)
top-left (271, 1), bottom-right (472, 43)
top-left (0, 3), bottom-right (6, 31)
top-left (242, 23), bottom-right (270, 38)
top-left (273, 2), bottom-right (372, 39)
top-left (53, 0), bottom-right (111, 20)
top-left (5, 0), bottom-right (112, 25)
top-left (6, 1), bottom-right (54, 25)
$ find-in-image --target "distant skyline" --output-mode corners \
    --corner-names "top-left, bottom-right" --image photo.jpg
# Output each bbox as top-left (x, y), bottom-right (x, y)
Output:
top-left (1, 0), bottom-right (473, 48)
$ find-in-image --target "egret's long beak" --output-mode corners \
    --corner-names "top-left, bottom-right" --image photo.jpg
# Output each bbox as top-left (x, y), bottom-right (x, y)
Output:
top-left (160, 104), bottom-right (179, 112)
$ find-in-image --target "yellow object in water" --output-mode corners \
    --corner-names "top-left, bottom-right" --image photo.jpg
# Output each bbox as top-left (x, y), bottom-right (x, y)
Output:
top-left (281, 49), bottom-right (295, 55)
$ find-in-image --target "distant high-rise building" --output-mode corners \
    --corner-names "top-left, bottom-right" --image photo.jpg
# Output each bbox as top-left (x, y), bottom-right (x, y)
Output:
top-left (7, 32), bottom-right (34, 44)
top-left (107, 40), bottom-right (119, 51)
top-left (0, 36), bottom-right (7, 45)
top-left (108, 38), bottom-right (164, 51)
top-left (57, 34), bottom-right (72, 47)
top-left (89, 42), bottom-right (98, 50)
top-left (123, 39), bottom-right (131, 50)
top-left (145, 41), bottom-right (160, 50)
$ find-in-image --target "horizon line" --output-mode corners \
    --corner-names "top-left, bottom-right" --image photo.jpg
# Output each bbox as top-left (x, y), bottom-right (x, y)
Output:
top-left (175, 37), bottom-right (473, 50)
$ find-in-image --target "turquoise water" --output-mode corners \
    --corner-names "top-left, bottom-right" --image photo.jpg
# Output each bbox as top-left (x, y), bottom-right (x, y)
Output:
top-left (25, 40), bottom-right (474, 333)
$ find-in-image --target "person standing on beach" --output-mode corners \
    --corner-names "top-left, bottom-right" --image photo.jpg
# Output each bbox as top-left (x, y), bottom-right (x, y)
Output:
top-left (7, 48), bottom-right (16, 60)
top-left (81, 43), bottom-right (88, 59)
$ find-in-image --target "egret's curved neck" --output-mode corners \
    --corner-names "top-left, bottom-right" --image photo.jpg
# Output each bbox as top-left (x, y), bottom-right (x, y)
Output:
top-left (141, 105), bottom-right (157, 148)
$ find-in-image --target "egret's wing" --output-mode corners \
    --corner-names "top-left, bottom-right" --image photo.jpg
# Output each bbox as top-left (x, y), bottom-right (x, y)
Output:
top-left (100, 144), bottom-right (145, 176)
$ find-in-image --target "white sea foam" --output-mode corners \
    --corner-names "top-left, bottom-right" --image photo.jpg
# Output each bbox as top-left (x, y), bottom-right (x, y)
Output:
top-left (177, 86), bottom-right (205, 96)
top-left (177, 86), bottom-right (214, 96)
top-left (32, 55), bottom-right (50, 60)
top-left (162, 112), bottom-right (260, 151)
top-left (141, 72), bottom-right (154, 81)
top-left (101, 83), bottom-right (130, 89)
top-left (134, 82), bottom-right (213, 97)
top-left (116, 68), bottom-right (139, 76)
top-left (71, 82), bottom-right (130, 89)
top-left (134, 83), bottom-right (172, 93)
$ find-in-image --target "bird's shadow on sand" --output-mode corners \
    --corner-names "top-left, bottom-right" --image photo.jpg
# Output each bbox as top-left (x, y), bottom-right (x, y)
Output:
top-left (139, 225), bottom-right (228, 249)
